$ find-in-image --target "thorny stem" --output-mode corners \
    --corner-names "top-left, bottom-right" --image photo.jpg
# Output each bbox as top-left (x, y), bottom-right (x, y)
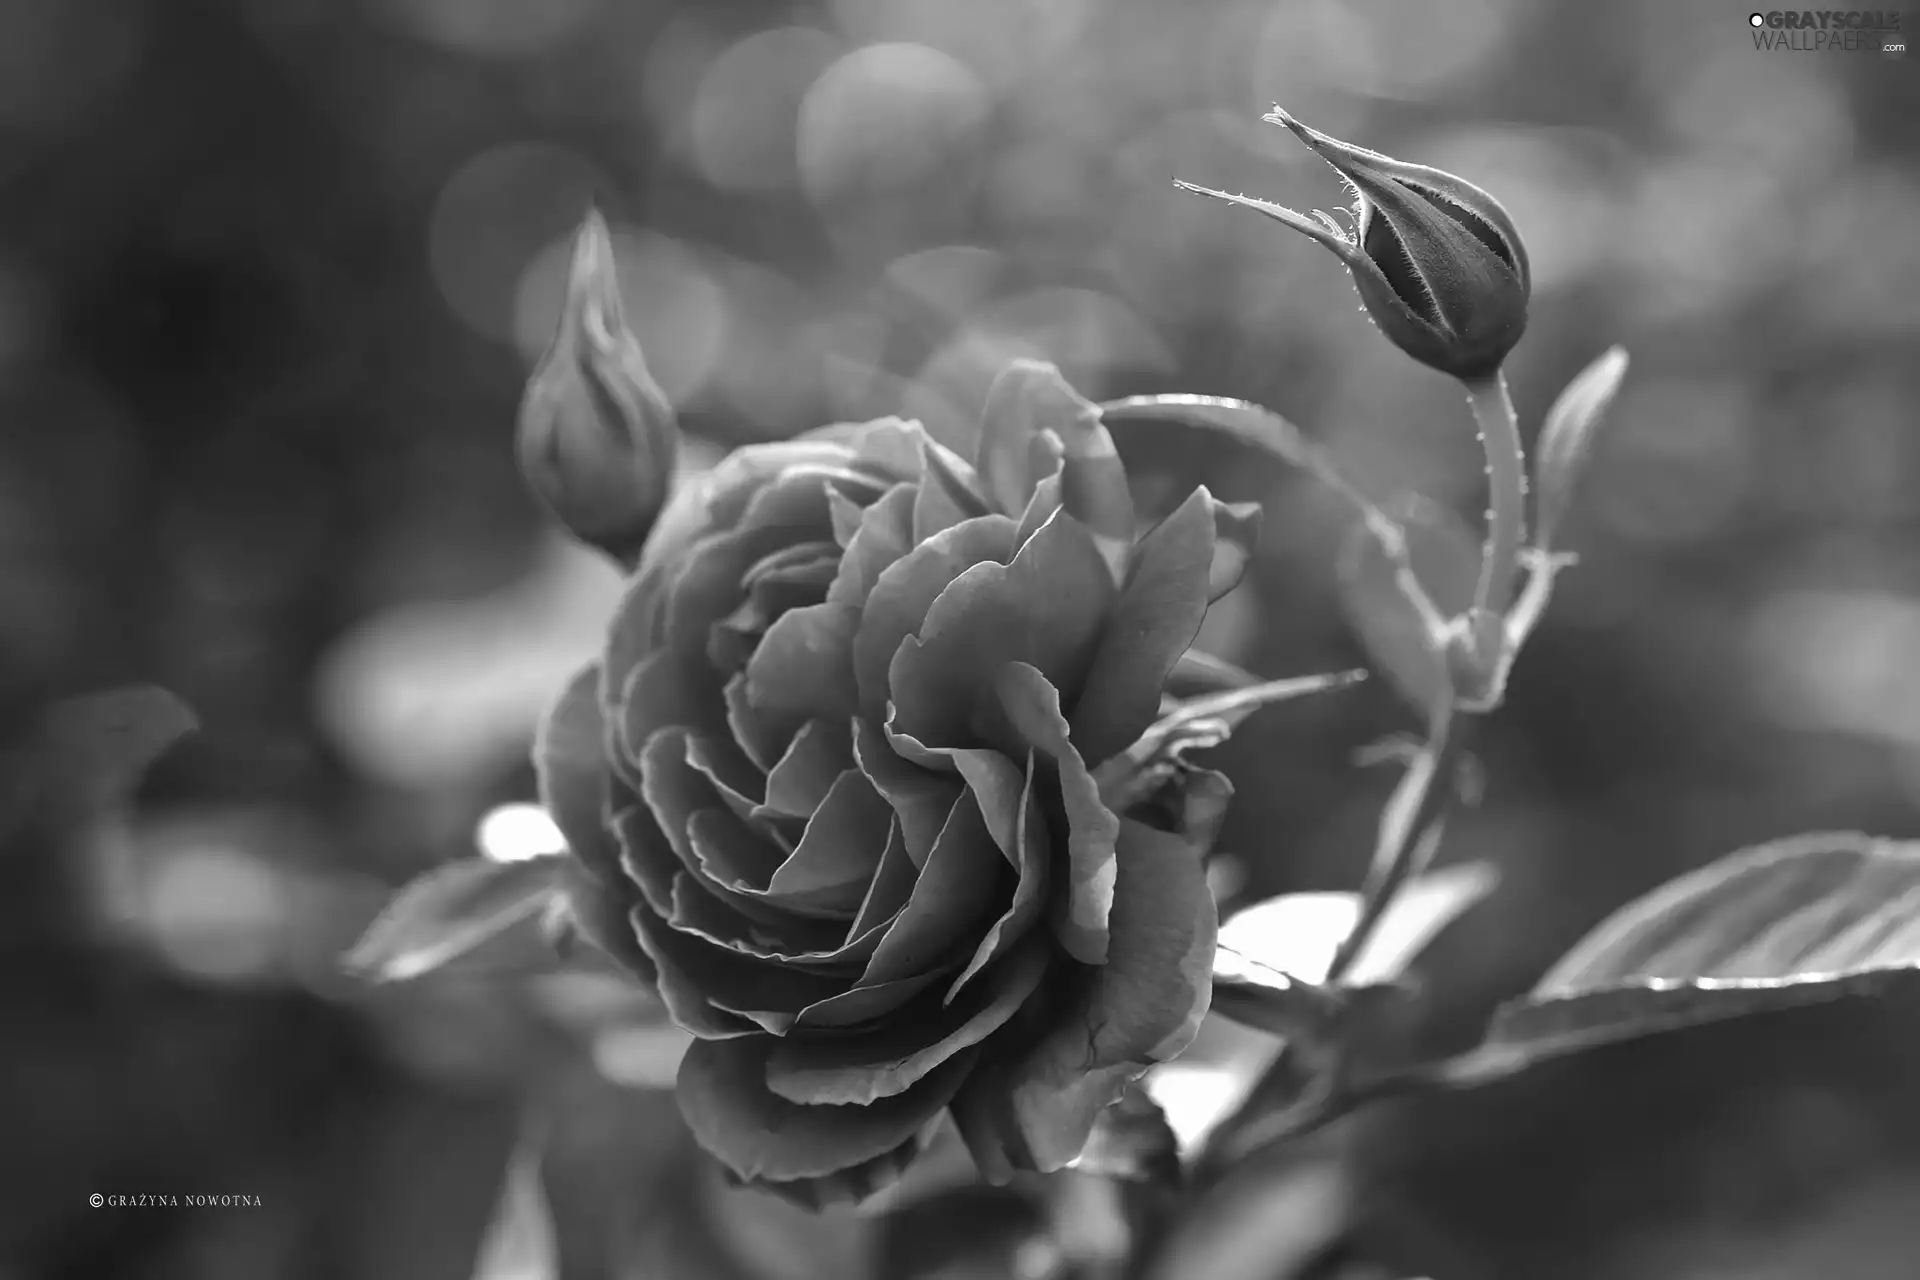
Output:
top-left (1465, 370), bottom-right (1526, 624)
top-left (1191, 710), bottom-right (1466, 1182)
top-left (1326, 708), bottom-right (1464, 986)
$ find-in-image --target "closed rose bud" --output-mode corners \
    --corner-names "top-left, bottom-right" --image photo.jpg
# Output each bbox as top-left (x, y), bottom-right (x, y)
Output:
top-left (517, 209), bottom-right (679, 565)
top-left (1179, 108), bottom-right (1530, 381)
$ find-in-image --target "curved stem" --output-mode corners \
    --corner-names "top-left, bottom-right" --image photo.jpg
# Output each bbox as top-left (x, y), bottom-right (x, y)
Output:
top-left (1465, 370), bottom-right (1526, 621)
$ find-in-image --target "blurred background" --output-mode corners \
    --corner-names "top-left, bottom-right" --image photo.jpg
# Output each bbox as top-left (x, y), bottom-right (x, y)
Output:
top-left (1, 0), bottom-right (1918, 1276)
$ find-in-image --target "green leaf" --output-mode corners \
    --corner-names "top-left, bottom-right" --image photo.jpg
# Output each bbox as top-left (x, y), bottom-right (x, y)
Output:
top-left (1534, 345), bottom-right (1629, 552)
top-left (1340, 978), bottom-right (1920, 1280)
top-left (1449, 832), bottom-right (1920, 1085)
top-left (344, 855), bottom-right (568, 983)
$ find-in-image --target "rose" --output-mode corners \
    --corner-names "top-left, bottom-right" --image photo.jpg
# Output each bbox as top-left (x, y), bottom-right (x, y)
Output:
top-left (535, 354), bottom-right (1243, 1207)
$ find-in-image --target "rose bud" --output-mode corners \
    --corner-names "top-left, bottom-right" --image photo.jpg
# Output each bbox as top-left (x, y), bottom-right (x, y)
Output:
top-left (517, 208), bottom-right (678, 565)
top-left (1178, 108), bottom-right (1530, 380)
top-left (536, 363), bottom-right (1234, 1207)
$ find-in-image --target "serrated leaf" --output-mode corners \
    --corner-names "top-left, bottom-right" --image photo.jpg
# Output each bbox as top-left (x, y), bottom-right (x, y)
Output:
top-left (1534, 346), bottom-right (1628, 552)
top-left (471, 1134), bottom-right (557, 1280)
top-left (1448, 832), bottom-right (1920, 1084)
top-left (344, 855), bottom-right (567, 983)
top-left (1344, 977), bottom-right (1920, 1280)
top-left (44, 685), bottom-right (197, 805)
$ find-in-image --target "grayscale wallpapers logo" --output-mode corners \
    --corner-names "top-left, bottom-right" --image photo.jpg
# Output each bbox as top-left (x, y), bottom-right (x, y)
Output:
top-left (1748, 10), bottom-right (1907, 54)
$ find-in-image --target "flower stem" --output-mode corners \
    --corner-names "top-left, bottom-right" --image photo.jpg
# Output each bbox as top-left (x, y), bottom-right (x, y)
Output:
top-left (1465, 370), bottom-right (1526, 622)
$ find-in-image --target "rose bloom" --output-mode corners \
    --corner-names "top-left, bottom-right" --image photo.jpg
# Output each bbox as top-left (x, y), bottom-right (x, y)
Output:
top-left (538, 373), bottom-right (1231, 1206)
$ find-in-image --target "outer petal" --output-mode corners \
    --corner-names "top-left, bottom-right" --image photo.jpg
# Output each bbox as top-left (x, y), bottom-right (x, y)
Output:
top-left (994, 661), bottom-right (1120, 965)
top-left (534, 663), bottom-right (622, 886)
top-left (974, 359), bottom-right (1079, 518)
top-left (766, 939), bottom-right (1051, 1105)
top-left (946, 750), bottom-right (1052, 1002)
top-left (677, 1034), bottom-right (976, 1190)
top-left (555, 858), bottom-right (655, 983)
top-left (1067, 487), bottom-right (1217, 767)
top-left (951, 818), bottom-right (1216, 1176)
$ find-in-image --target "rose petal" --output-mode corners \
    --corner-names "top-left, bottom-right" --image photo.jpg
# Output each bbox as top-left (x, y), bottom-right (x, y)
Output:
top-left (709, 541), bottom-right (839, 671)
top-left (828, 486), bottom-right (867, 548)
top-left (886, 508), bottom-right (1115, 757)
top-left (790, 969), bottom-right (947, 1030)
top-left (945, 750), bottom-right (1052, 1002)
top-left (760, 718), bottom-right (855, 819)
top-left (534, 663), bottom-right (622, 886)
top-left (975, 359), bottom-right (1076, 517)
top-left (762, 769), bottom-right (892, 914)
top-left (808, 416), bottom-right (928, 479)
top-left (609, 803), bottom-right (680, 917)
top-left (857, 789), bottom-right (1009, 988)
top-left (737, 1136), bottom-right (931, 1211)
top-left (743, 539), bottom-right (842, 594)
top-left (913, 437), bottom-right (991, 543)
top-left (685, 728), bottom-right (763, 808)
top-left (609, 452), bottom-right (816, 695)
top-left (994, 661), bottom-right (1119, 965)
top-left (851, 514), bottom-right (1019, 721)
top-left (853, 717), bottom-right (962, 867)
top-left (668, 872), bottom-right (877, 969)
top-left (1068, 487), bottom-right (1217, 767)
top-left (1013, 466), bottom-right (1064, 550)
top-left (744, 602), bottom-right (861, 723)
top-left (951, 817), bottom-right (1216, 1175)
top-left (662, 466), bottom-right (875, 661)
top-left (618, 651), bottom-right (730, 775)
top-left (828, 483), bottom-right (918, 607)
top-left (638, 913), bottom-right (851, 1037)
top-left (849, 818), bottom-right (920, 938)
top-left (628, 904), bottom-right (760, 1040)
top-left (644, 728), bottom-right (781, 891)
top-left (724, 671), bottom-right (793, 772)
top-left (767, 940), bottom-right (1051, 1105)
top-left (676, 1034), bottom-right (973, 1187)
top-left (557, 858), bottom-right (655, 982)
top-left (636, 439), bottom-right (861, 583)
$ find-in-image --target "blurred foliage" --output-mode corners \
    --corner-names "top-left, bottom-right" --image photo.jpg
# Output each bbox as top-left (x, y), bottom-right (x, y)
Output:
top-left (2, 0), bottom-right (1919, 1275)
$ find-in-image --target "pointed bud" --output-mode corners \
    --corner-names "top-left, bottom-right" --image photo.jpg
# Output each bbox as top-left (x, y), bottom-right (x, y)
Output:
top-left (516, 210), bottom-right (679, 565)
top-left (1178, 108), bottom-right (1530, 380)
